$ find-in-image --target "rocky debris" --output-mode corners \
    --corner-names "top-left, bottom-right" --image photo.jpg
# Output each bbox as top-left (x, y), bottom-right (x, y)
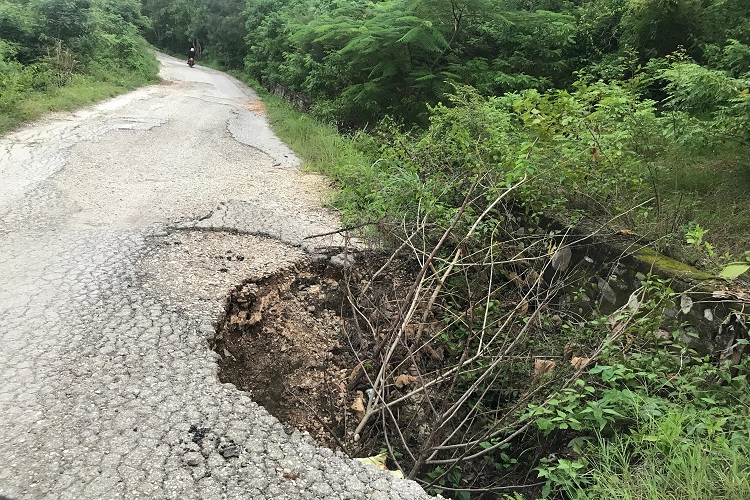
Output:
top-left (330, 252), bottom-right (356, 269)
top-left (184, 452), bottom-right (203, 467)
top-left (218, 440), bottom-right (241, 459)
top-left (212, 249), bottom-right (447, 471)
top-left (213, 259), bottom-right (354, 449)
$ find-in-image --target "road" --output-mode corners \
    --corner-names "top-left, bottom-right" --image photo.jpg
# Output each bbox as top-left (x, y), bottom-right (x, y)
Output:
top-left (0, 54), bottom-right (429, 499)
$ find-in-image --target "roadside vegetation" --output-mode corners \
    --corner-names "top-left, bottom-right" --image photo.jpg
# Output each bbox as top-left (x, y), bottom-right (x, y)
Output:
top-left (249, 88), bottom-right (750, 500)
top-left (105, 0), bottom-right (750, 497)
top-left (0, 0), bottom-right (158, 134)
top-left (144, 0), bottom-right (750, 260)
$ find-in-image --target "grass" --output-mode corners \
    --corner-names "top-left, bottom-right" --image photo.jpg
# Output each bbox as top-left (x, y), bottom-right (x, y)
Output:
top-left (264, 100), bottom-right (366, 175)
top-left (572, 412), bottom-right (750, 500)
top-left (0, 63), bottom-right (159, 136)
top-left (656, 146), bottom-right (750, 258)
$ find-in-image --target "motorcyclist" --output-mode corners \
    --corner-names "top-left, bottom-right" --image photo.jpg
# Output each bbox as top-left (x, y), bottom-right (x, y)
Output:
top-left (187, 47), bottom-right (196, 65)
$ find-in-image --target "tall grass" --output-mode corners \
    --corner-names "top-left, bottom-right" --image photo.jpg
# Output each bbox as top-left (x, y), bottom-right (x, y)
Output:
top-left (657, 148), bottom-right (750, 257)
top-left (1, 75), bottom-right (150, 134)
top-left (572, 411), bottom-right (750, 500)
top-left (0, 49), bottom-right (159, 135)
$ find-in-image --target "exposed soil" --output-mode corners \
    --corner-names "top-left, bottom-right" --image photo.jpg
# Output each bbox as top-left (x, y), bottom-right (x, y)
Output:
top-left (238, 98), bottom-right (267, 115)
top-left (209, 243), bottom-right (554, 497)
top-left (212, 251), bottom-right (364, 450)
top-left (208, 212), bottom-right (750, 498)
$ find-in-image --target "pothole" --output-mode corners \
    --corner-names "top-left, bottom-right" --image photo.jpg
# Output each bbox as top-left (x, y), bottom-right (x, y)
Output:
top-left (212, 251), bottom-right (360, 448)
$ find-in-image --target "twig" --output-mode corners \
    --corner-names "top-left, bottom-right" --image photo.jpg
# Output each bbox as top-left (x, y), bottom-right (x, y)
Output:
top-left (303, 220), bottom-right (378, 239)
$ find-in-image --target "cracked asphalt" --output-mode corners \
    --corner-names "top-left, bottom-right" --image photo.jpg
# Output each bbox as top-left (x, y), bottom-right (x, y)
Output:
top-left (0, 54), bottom-right (430, 499)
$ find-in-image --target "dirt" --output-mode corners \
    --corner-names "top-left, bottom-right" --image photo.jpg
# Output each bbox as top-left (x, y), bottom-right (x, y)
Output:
top-left (212, 253), bottom-right (363, 450)
top-left (238, 98), bottom-right (267, 115)
top-left (208, 236), bottom-right (605, 497)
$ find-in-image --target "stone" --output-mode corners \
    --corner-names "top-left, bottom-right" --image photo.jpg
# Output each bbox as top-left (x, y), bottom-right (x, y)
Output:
top-left (219, 444), bottom-right (240, 459)
top-left (183, 452), bottom-right (203, 467)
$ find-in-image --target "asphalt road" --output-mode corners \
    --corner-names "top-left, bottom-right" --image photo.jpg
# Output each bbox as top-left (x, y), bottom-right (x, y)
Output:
top-left (0, 54), bottom-right (429, 499)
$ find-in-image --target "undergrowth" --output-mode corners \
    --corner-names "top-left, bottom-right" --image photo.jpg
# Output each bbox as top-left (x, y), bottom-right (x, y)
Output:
top-left (0, 68), bottom-right (158, 134)
top-left (573, 416), bottom-right (750, 500)
top-left (0, 0), bottom-right (159, 135)
top-left (254, 76), bottom-right (750, 500)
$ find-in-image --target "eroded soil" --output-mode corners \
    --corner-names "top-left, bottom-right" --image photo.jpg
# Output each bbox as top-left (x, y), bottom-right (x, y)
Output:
top-left (212, 252), bottom-right (362, 450)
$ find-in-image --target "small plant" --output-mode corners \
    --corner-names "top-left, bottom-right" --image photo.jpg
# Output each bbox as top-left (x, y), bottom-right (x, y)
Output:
top-left (683, 223), bottom-right (750, 278)
top-left (717, 249), bottom-right (750, 280)
top-left (424, 466), bottom-right (470, 500)
top-left (536, 457), bottom-right (587, 498)
top-left (526, 338), bottom-right (750, 498)
top-left (685, 222), bottom-right (716, 258)
top-left (719, 262), bottom-right (750, 280)
top-left (685, 221), bottom-right (708, 246)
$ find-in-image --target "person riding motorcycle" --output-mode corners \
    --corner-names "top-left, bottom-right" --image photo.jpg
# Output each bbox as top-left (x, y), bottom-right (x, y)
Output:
top-left (187, 47), bottom-right (196, 66)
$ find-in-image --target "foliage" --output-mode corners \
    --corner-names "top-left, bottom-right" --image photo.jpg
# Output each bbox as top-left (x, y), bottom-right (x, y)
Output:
top-left (257, 77), bottom-right (750, 497)
top-left (303, 79), bottom-right (666, 232)
top-left (140, 0), bottom-right (750, 131)
top-left (148, 0), bottom-right (583, 124)
top-left (141, 0), bottom-right (750, 497)
top-left (531, 346), bottom-right (750, 499)
top-left (141, 0), bottom-right (247, 67)
top-left (0, 0), bottom-right (158, 133)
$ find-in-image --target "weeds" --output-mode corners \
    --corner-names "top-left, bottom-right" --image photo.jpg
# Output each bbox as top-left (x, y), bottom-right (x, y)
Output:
top-left (0, 0), bottom-right (159, 135)
top-left (0, 69), bottom-right (157, 135)
top-left (568, 400), bottom-right (750, 500)
top-left (257, 82), bottom-right (750, 499)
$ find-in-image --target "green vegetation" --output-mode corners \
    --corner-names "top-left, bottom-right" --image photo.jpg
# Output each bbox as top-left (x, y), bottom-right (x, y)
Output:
top-left (142, 0), bottom-right (750, 255)
top-left (0, 0), bottom-right (158, 134)
top-left (526, 325), bottom-right (750, 499)
top-left (234, 88), bottom-right (750, 499)
top-left (574, 420), bottom-right (750, 499)
top-left (250, 83), bottom-right (367, 177)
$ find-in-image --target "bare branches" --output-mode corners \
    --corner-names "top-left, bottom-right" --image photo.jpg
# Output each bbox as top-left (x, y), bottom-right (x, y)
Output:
top-left (335, 172), bottom-right (649, 493)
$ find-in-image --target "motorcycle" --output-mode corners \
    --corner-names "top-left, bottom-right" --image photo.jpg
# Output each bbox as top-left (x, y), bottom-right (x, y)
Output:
top-left (188, 57), bottom-right (195, 68)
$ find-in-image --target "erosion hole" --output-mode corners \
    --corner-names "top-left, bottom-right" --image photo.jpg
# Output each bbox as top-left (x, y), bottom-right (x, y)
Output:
top-left (212, 252), bottom-right (363, 449)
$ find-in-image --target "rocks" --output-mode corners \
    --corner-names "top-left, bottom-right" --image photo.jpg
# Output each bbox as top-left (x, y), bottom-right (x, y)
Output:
top-left (218, 441), bottom-right (240, 459)
top-left (213, 259), bottom-right (354, 451)
top-left (330, 252), bottom-right (355, 269)
top-left (183, 452), bottom-right (203, 467)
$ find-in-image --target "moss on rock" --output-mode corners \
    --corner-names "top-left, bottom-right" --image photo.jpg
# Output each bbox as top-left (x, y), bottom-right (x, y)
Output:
top-left (634, 248), bottom-right (715, 283)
